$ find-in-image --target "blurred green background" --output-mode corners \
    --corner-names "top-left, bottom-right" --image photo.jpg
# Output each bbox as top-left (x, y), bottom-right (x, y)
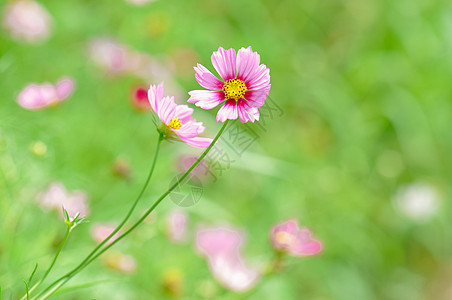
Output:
top-left (1, 0), bottom-right (451, 299)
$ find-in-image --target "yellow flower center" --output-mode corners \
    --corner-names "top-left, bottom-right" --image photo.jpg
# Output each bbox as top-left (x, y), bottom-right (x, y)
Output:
top-left (275, 232), bottom-right (296, 246)
top-left (168, 117), bottom-right (182, 129)
top-left (222, 78), bottom-right (247, 101)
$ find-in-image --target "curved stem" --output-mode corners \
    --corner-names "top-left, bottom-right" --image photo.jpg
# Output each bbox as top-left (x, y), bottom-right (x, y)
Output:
top-left (38, 120), bottom-right (230, 300)
top-left (20, 227), bottom-right (70, 300)
top-left (34, 132), bottom-right (163, 299)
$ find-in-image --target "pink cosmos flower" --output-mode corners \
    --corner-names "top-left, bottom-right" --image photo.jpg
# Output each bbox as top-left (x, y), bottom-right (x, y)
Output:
top-left (196, 226), bottom-right (261, 292)
top-left (91, 223), bottom-right (121, 245)
top-left (130, 85), bottom-right (152, 112)
top-left (2, 0), bottom-right (52, 43)
top-left (148, 82), bottom-right (213, 148)
top-left (188, 46), bottom-right (271, 123)
top-left (270, 219), bottom-right (323, 256)
top-left (17, 77), bottom-right (75, 110)
top-left (37, 182), bottom-right (89, 220)
top-left (166, 210), bottom-right (188, 243)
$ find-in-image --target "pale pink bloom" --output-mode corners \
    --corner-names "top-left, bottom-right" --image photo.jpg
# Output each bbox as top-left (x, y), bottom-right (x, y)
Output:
top-left (270, 219), bottom-right (323, 256)
top-left (196, 226), bottom-right (261, 292)
top-left (188, 46), bottom-right (271, 123)
top-left (148, 82), bottom-right (213, 148)
top-left (175, 154), bottom-right (212, 183)
top-left (88, 38), bottom-right (131, 74)
top-left (17, 77), bottom-right (75, 110)
top-left (166, 210), bottom-right (188, 243)
top-left (91, 223), bottom-right (120, 245)
top-left (2, 0), bottom-right (52, 43)
top-left (88, 38), bottom-right (163, 80)
top-left (126, 0), bottom-right (157, 5)
top-left (37, 182), bottom-right (89, 220)
top-left (130, 85), bottom-right (152, 112)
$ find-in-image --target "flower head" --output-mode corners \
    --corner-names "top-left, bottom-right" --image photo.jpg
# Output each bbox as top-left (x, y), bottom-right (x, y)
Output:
top-left (148, 82), bottom-right (213, 148)
top-left (37, 182), bottom-right (89, 220)
top-left (130, 85), bottom-right (152, 112)
top-left (196, 226), bottom-right (261, 292)
top-left (17, 77), bottom-right (75, 110)
top-left (3, 0), bottom-right (52, 43)
top-left (270, 219), bottom-right (323, 256)
top-left (188, 46), bottom-right (270, 123)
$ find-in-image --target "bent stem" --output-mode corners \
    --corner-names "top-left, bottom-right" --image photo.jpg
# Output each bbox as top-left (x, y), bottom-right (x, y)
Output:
top-left (33, 132), bottom-right (163, 300)
top-left (21, 227), bottom-right (70, 300)
top-left (37, 120), bottom-right (230, 300)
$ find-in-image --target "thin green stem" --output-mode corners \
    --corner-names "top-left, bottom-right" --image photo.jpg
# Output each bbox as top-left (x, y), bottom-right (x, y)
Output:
top-left (21, 227), bottom-right (70, 300)
top-left (38, 120), bottom-right (230, 300)
top-left (34, 132), bottom-right (164, 300)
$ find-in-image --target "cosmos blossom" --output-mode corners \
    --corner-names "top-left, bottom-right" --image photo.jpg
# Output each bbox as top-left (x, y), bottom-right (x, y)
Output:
top-left (37, 182), bottom-right (89, 220)
top-left (188, 46), bottom-right (271, 123)
top-left (270, 219), bottom-right (323, 256)
top-left (196, 226), bottom-right (261, 292)
top-left (17, 77), bottom-right (75, 110)
top-left (2, 0), bottom-right (52, 43)
top-left (148, 82), bottom-right (213, 148)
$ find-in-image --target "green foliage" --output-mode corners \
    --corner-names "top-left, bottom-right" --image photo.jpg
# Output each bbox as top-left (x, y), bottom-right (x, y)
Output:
top-left (1, 0), bottom-right (451, 299)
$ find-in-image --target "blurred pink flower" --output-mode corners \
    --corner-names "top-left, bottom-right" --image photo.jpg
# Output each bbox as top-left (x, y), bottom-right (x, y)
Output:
top-left (175, 154), bottom-right (212, 183)
top-left (130, 85), bottom-right (152, 112)
top-left (148, 82), bottom-right (213, 148)
top-left (2, 0), bottom-right (52, 43)
top-left (91, 223), bottom-right (120, 245)
top-left (196, 226), bottom-right (261, 292)
top-left (125, 0), bottom-right (157, 5)
top-left (166, 210), bottom-right (188, 243)
top-left (88, 38), bottom-right (131, 74)
top-left (270, 219), bottom-right (323, 256)
top-left (188, 46), bottom-right (271, 123)
top-left (37, 182), bottom-right (89, 220)
top-left (17, 77), bottom-right (75, 110)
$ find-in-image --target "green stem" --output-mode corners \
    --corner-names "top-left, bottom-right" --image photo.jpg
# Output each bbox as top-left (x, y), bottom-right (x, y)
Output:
top-left (34, 132), bottom-right (163, 300)
top-left (38, 120), bottom-right (229, 300)
top-left (21, 227), bottom-right (70, 300)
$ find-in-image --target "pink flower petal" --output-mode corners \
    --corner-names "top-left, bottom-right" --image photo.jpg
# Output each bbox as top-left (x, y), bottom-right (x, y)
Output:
top-left (55, 77), bottom-right (75, 100)
top-left (236, 46), bottom-right (261, 84)
top-left (147, 82), bottom-right (164, 113)
top-left (17, 84), bottom-right (47, 110)
top-left (244, 86), bottom-right (270, 109)
top-left (246, 64), bottom-right (270, 90)
top-left (175, 104), bottom-right (194, 123)
top-left (159, 96), bottom-right (177, 125)
top-left (211, 47), bottom-right (237, 81)
top-left (207, 254), bottom-right (260, 292)
top-left (196, 227), bottom-right (243, 258)
top-left (237, 99), bottom-right (260, 123)
top-left (290, 228), bottom-right (323, 256)
top-left (216, 99), bottom-right (238, 122)
top-left (188, 90), bottom-right (225, 109)
top-left (194, 63), bottom-right (224, 90)
top-left (179, 136), bottom-right (213, 148)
